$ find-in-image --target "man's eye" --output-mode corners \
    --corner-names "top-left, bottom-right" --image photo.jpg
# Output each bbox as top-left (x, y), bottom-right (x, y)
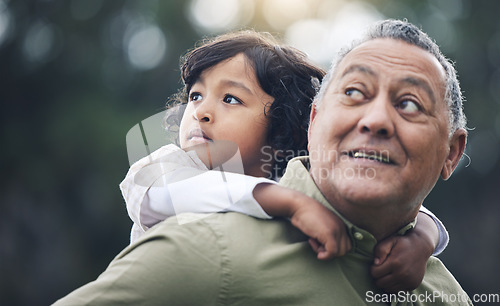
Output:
top-left (189, 92), bottom-right (202, 102)
top-left (346, 88), bottom-right (365, 101)
top-left (223, 94), bottom-right (242, 105)
top-left (398, 100), bottom-right (420, 115)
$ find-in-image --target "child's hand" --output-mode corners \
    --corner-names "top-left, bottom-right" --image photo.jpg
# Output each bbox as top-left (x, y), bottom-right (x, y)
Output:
top-left (253, 184), bottom-right (351, 260)
top-left (289, 194), bottom-right (352, 260)
top-left (371, 229), bottom-right (434, 293)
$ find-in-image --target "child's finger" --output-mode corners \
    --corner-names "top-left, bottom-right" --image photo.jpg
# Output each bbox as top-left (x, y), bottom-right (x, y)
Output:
top-left (308, 238), bottom-right (321, 253)
top-left (370, 259), bottom-right (393, 280)
top-left (373, 237), bottom-right (397, 265)
top-left (372, 273), bottom-right (403, 293)
top-left (317, 250), bottom-right (331, 260)
top-left (319, 235), bottom-right (351, 259)
top-left (311, 236), bottom-right (339, 260)
top-left (321, 242), bottom-right (337, 260)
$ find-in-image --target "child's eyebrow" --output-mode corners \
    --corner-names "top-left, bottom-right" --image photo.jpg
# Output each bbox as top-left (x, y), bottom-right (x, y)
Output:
top-left (220, 79), bottom-right (253, 95)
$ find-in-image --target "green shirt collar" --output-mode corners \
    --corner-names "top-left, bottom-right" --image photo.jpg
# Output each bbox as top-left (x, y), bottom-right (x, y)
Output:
top-left (280, 156), bottom-right (416, 257)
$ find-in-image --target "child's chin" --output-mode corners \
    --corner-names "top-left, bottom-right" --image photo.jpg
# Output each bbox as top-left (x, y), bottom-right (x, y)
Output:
top-left (185, 140), bottom-right (240, 170)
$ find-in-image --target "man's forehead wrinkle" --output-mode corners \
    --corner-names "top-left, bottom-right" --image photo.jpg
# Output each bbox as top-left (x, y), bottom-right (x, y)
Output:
top-left (340, 64), bottom-right (376, 78)
top-left (346, 43), bottom-right (424, 69)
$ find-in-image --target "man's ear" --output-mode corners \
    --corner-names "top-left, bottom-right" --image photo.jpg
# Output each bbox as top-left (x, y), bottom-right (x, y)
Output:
top-left (307, 103), bottom-right (319, 151)
top-left (441, 128), bottom-right (467, 180)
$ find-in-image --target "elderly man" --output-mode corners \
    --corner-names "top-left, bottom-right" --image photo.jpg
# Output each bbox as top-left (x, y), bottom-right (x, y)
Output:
top-left (54, 20), bottom-right (471, 305)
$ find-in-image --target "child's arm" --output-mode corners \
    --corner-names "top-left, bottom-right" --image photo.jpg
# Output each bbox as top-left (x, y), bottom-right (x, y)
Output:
top-left (419, 205), bottom-right (449, 255)
top-left (370, 210), bottom-right (444, 293)
top-left (124, 142), bottom-right (351, 255)
top-left (131, 163), bottom-right (351, 259)
top-left (253, 183), bottom-right (352, 260)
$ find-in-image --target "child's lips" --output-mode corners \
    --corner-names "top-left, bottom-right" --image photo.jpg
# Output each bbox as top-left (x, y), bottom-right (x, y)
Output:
top-left (188, 129), bottom-right (213, 143)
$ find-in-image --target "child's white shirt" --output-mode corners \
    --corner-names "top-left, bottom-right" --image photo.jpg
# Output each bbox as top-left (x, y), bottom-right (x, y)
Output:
top-left (120, 144), bottom-right (449, 255)
top-left (120, 144), bottom-right (273, 242)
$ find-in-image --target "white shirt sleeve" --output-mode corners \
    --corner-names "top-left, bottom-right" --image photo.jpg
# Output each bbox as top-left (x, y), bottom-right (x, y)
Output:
top-left (167, 170), bottom-right (274, 220)
top-left (139, 168), bottom-right (274, 229)
top-left (119, 144), bottom-right (207, 243)
top-left (419, 205), bottom-right (449, 255)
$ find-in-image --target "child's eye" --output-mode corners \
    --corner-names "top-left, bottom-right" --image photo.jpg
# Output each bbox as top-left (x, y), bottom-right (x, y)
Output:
top-left (189, 92), bottom-right (202, 102)
top-left (346, 88), bottom-right (365, 102)
top-left (397, 99), bottom-right (421, 115)
top-left (223, 94), bottom-right (242, 105)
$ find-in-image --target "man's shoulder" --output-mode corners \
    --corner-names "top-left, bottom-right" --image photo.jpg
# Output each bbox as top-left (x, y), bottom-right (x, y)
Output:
top-left (152, 212), bottom-right (300, 241)
top-left (124, 212), bottom-right (308, 285)
top-left (134, 212), bottom-right (302, 249)
top-left (413, 256), bottom-right (472, 305)
top-left (423, 256), bottom-right (464, 286)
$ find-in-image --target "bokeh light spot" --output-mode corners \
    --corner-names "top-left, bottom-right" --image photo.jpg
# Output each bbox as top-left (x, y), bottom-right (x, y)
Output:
top-left (125, 24), bottom-right (167, 70)
top-left (285, 19), bottom-right (329, 66)
top-left (263, 0), bottom-right (312, 30)
top-left (188, 0), bottom-right (254, 33)
top-left (421, 10), bottom-right (456, 50)
top-left (431, 0), bottom-right (469, 20)
top-left (286, 2), bottom-right (383, 67)
top-left (22, 20), bottom-right (58, 64)
top-left (0, 0), bottom-right (11, 47)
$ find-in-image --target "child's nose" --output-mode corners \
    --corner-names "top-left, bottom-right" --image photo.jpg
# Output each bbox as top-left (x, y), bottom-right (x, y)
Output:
top-left (193, 99), bottom-right (214, 123)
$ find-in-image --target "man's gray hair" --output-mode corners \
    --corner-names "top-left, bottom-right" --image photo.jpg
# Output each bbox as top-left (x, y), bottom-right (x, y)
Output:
top-left (315, 19), bottom-right (467, 135)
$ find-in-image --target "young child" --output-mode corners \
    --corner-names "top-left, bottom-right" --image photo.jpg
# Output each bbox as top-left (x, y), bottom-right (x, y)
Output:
top-left (120, 30), bottom-right (448, 293)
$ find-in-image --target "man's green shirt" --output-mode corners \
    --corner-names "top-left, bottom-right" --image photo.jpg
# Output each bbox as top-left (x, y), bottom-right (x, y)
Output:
top-left (53, 157), bottom-right (472, 305)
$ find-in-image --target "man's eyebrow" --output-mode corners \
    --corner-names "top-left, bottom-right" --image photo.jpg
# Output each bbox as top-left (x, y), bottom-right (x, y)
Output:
top-left (400, 77), bottom-right (436, 105)
top-left (340, 65), bottom-right (437, 104)
top-left (341, 64), bottom-right (376, 78)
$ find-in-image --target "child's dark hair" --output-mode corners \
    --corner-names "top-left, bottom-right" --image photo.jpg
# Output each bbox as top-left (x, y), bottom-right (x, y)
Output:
top-left (166, 30), bottom-right (325, 178)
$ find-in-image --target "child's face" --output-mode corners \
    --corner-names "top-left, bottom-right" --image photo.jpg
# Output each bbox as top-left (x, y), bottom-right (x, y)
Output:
top-left (179, 53), bottom-right (274, 177)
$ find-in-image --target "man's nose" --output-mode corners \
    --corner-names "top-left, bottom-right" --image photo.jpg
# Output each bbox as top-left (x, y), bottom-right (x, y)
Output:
top-left (193, 97), bottom-right (214, 123)
top-left (357, 95), bottom-right (395, 137)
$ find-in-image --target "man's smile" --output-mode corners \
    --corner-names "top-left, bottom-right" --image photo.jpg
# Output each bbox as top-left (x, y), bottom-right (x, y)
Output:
top-left (347, 150), bottom-right (392, 164)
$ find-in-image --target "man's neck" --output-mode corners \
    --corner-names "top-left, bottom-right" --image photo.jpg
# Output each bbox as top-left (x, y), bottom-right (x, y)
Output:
top-left (323, 190), bottom-right (418, 241)
top-left (342, 206), bottom-right (416, 241)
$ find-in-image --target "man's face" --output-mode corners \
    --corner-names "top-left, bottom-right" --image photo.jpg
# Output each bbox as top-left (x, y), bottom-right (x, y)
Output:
top-left (308, 38), bottom-right (464, 214)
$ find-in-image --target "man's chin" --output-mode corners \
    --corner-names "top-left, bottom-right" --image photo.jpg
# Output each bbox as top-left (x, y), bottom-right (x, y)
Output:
top-left (338, 181), bottom-right (399, 207)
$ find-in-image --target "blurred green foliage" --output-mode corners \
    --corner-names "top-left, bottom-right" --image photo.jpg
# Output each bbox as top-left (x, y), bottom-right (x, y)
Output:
top-left (1, 0), bottom-right (499, 305)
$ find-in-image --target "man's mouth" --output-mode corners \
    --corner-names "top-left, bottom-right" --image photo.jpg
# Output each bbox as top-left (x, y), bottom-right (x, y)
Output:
top-left (348, 150), bottom-right (392, 164)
